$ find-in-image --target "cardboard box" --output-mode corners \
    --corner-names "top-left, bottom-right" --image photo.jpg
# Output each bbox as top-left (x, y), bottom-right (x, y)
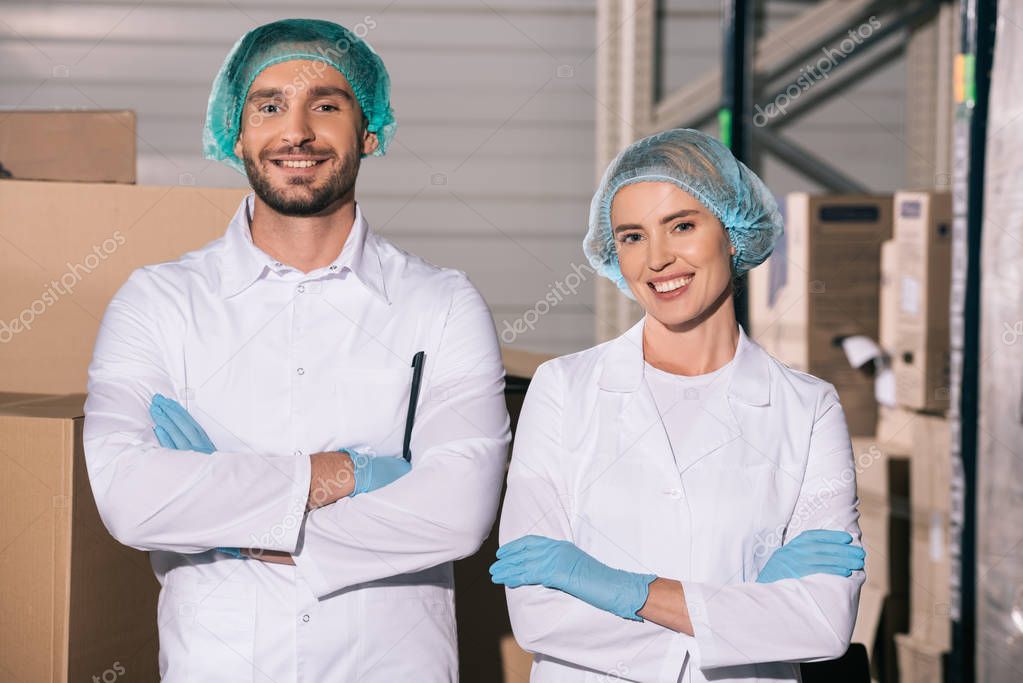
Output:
top-left (907, 514), bottom-right (952, 649)
top-left (856, 465), bottom-right (909, 623)
top-left (895, 633), bottom-right (948, 683)
top-left (906, 413), bottom-right (952, 648)
top-left (0, 180), bottom-right (248, 395)
top-left (910, 413), bottom-right (951, 515)
top-left (0, 392), bottom-right (159, 682)
top-left (853, 431), bottom-right (910, 682)
top-left (853, 435), bottom-right (909, 503)
top-left (876, 404), bottom-right (916, 455)
top-left (749, 193), bottom-right (893, 436)
top-left (892, 192), bottom-right (952, 412)
top-left (0, 111), bottom-right (136, 184)
top-left (879, 240), bottom-right (899, 353)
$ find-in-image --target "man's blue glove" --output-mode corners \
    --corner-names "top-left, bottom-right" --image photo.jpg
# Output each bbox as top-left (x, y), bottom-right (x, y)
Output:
top-left (757, 529), bottom-right (865, 583)
top-left (148, 394), bottom-right (240, 558)
top-left (346, 450), bottom-right (412, 496)
top-left (489, 535), bottom-right (656, 621)
top-left (150, 393), bottom-right (216, 454)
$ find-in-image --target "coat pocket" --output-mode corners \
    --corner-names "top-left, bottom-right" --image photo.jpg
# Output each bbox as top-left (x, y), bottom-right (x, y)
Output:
top-left (333, 367), bottom-right (411, 456)
top-left (183, 580), bottom-right (257, 682)
top-left (357, 579), bottom-right (458, 682)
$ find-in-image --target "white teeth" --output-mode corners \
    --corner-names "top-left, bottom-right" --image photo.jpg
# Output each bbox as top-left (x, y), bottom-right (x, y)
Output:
top-left (278, 159), bottom-right (319, 168)
top-left (651, 275), bottom-right (693, 293)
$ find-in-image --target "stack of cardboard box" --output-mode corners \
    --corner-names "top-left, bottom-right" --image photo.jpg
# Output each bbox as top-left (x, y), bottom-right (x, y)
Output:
top-left (749, 193), bottom-right (894, 437)
top-left (0, 393), bottom-right (161, 682)
top-left (888, 192), bottom-right (954, 682)
top-left (850, 431), bottom-right (909, 683)
top-left (752, 191), bottom-right (954, 681)
top-left (860, 192), bottom-right (954, 682)
top-left (0, 110), bottom-right (244, 681)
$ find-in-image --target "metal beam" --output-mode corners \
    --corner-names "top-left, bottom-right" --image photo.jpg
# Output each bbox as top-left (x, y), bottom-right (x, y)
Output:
top-left (760, 39), bottom-right (905, 130)
top-left (752, 0), bottom-right (938, 131)
top-left (948, 0), bottom-right (995, 680)
top-left (754, 126), bottom-right (869, 193)
top-left (648, 0), bottom-right (885, 134)
top-left (721, 0), bottom-right (755, 329)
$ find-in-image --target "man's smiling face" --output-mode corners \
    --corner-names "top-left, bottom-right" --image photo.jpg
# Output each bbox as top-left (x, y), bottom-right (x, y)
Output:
top-left (233, 59), bottom-right (379, 216)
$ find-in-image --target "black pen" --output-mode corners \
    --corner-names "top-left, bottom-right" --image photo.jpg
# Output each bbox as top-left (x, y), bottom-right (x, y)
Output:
top-left (402, 351), bottom-right (426, 462)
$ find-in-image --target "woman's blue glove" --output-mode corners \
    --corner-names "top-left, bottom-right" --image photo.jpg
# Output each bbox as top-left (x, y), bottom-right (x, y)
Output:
top-left (757, 529), bottom-right (865, 583)
top-left (150, 393), bottom-right (216, 454)
top-left (346, 449), bottom-right (412, 496)
top-left (149, 394), bottom-right (239, 558)
top-left (489, 535), bottom-right (656, 621)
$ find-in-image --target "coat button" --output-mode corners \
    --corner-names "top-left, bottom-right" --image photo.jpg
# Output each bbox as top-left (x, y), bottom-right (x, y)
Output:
top-left (297, 367), bottom-right (305, 375)
top-left (302, 614), bottom-right (310, 623)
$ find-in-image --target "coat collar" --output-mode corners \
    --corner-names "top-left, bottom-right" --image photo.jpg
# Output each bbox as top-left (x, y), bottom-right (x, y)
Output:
top-left (218, 194), bottom-right (390, 305)
top-left (597, 317), bottom-right (771, 407)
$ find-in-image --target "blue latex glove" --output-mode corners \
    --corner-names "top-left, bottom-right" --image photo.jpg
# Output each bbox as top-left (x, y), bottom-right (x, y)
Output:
top-left (150, 393), bottom-right (216, 454)
top-left (346, 449), bottom-right (412, 496)
top-left (757, 529), bottom-right (865, 583)
top-left (490, 535), bottom-right (656, 621)
top-left (149, 394), bottom-right (239, 558)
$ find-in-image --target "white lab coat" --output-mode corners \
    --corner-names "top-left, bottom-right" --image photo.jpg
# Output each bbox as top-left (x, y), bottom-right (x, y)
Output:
top-left (83, 196), bottom-right (510, 682)
top-left (500, 319), bottom-right (864, 682)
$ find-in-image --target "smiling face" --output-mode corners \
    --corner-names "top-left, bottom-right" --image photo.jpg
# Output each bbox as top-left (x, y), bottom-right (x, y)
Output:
top-left (611, 181), bottom-right (736, 328)
top-left (232, 59), bottom-right (379, 217)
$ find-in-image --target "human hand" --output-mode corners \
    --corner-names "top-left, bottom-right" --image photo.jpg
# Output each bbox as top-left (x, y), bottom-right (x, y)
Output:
top-left (757, 529), bottom-right (865, 583)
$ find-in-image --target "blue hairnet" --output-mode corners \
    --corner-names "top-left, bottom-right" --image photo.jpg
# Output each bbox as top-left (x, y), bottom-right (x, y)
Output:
top-left (584, 128), bottom-right (783, 298)
top-left (203, 18), bottom-right (396, 173)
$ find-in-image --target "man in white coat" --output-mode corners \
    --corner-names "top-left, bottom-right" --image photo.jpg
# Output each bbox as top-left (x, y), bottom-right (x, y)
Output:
top-left (83, 18), bottom-right (510, 682)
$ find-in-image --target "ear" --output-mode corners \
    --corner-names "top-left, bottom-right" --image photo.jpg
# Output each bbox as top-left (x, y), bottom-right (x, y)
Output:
top-left (362, 130), bottom-right (380, 156)
top-left (233, 135), bottom-right (243, 160)
top-left (729, 243), bottom-right (736, 256)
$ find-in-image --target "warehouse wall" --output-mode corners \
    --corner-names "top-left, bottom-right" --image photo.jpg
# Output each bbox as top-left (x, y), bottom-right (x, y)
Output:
top-left (1, 0), bottom-right (907, 356)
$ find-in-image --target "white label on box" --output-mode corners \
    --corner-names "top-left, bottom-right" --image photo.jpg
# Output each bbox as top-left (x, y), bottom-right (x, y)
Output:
top-left (930, 511), bottom-right (945, 561)
top-left (900, 275), bottom-right (921, 316)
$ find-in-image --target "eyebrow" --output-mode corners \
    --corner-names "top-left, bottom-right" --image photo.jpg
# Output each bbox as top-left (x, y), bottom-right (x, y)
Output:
top-left (246, 85), bottom-right (354, 103)
top-left (307, 85), bottom-right (354, 101)
top-left (612, 208), bottom-right (700, 235)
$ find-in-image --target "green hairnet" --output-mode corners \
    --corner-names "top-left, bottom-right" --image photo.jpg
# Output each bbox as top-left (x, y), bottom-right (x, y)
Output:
top-left (203, 18), bottom-right (396, 173)
top-left (584, 128), bottom-right (783, 299)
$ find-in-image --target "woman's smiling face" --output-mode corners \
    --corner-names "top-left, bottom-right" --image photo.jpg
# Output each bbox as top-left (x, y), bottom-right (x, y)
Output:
top-left (611, 181), bottom-right (736, 328)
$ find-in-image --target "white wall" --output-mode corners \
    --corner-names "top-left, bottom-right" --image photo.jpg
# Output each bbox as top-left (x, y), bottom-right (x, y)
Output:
top-left (0, 0), bottom-right (909, 355)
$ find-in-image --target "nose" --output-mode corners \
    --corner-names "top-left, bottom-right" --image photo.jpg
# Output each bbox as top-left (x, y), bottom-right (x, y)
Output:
top-left (646, 231), bottom-right (675, 271)
top-left (280, 107), bottom-right (315, 149)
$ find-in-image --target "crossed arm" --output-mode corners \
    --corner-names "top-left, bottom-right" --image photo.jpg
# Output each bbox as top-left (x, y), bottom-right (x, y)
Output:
top-left (148, 394), bottom-right (395, 565)
top-left (84, 271), bottom-right (510, 594)
top-left (494, 362), bottom-right (865, 677)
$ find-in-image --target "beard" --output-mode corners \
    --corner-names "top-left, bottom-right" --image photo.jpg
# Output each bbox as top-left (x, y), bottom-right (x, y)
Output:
top-left (243, 147), bottom-right (361, 217)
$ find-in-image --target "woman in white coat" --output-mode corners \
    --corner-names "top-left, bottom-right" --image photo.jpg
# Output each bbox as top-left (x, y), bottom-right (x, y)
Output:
top-left (491, 129), bottom-right (866, 683)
